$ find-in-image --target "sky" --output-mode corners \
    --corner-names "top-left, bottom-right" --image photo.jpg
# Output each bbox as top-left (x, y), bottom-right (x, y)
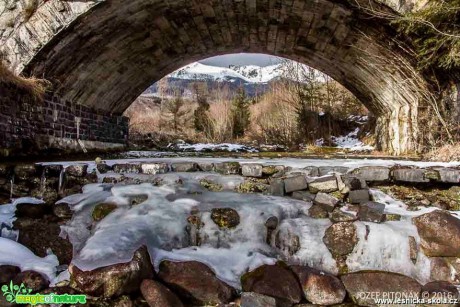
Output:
top-left (200, 53), bottom-right (282, 67)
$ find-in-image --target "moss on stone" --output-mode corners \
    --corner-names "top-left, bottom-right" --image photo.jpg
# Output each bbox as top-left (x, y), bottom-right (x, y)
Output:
top-left (200, 179), bottom-right (223, 192)
top-left (236, 181), bottom-right (267, 193)
top-left (262, 165), bottom-right (279, 176)
top-left (385, 214), bottom-right (402, 221)
top-left (211, 208), bottom-right (240, 229)
top-left (92, 203), bottom-right (118, 221)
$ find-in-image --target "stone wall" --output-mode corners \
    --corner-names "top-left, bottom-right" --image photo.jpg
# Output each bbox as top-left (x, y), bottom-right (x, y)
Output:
top-left (0, 91), bottom-right (129, 156)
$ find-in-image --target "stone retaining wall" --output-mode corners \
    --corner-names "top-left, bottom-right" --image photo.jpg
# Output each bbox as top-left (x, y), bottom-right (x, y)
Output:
top-left (0, 91), bottom-right (129, 156)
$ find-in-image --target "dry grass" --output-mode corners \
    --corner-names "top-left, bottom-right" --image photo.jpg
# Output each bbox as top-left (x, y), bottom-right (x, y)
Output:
top-left (0, 61), bottom-right (49, 102)
top-left (424, 144), bottom-right (460, 162)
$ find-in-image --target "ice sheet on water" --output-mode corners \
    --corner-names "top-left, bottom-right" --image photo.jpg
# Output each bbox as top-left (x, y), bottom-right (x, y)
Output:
top-left (0, 237), bottom-right (59, 281)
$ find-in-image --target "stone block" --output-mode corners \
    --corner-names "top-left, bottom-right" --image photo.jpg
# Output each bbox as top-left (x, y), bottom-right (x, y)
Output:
top-left (352, 166), bottom-right (390, 182)
top-left (436, 168), bottom-right (460, 184)
top-left (241, 292), bottom-right (276, 307)
top-left (313, 193), bottom-right (340, 212)
top-left (214, 162), bottom-right (240, 175)
top-left (170, 162), bottom-right (198, 172)
top-left (348, 189), bottom-right (370, 204)
top-left (308, 176), bottom-right (338, 193)
top-left (141, 163), bottom-right (169, 175)
top-left (284, 175), bottom-right (308, 193)
top-left (319, 166), bottom-right (349, 176)
top-left (358, 202), bottom-right (385, 223)
top-left (291, 191), bottom-right (315, 202)
top-left (269, 178), bottom-right (285, 196)
top-left (241, 164), bottom-right (263, 177)
top-left (392, 168), bottom-right (430, 183)
top-left (303, 166), bottom-right (319, 177)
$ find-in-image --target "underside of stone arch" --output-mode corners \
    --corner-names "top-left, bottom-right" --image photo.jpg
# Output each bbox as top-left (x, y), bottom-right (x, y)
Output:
top-left (0, 0), bottom-right (433, 155)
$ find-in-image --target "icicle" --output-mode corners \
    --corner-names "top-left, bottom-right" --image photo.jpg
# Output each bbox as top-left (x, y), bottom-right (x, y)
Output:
top-left (9, 175), bottom-right (14, 200)
top-left (40, 168), bottom-right (47, 199)
top-left (58, 168), bottom-right (65, 194)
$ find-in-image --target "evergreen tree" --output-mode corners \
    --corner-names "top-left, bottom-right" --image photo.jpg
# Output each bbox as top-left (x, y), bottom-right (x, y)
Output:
top-left (191, 82), bottom-right (211, 132)
top-left (231, 88), bottom-right (251, 138)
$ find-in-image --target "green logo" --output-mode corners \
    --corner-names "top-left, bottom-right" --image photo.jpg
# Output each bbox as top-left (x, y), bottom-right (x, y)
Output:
top-left (2, 281), bottom-right (87, 305)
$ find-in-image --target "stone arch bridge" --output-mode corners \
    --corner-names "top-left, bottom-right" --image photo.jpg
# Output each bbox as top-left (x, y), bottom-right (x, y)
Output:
top-left (0, 0), bottom-right (440, 155)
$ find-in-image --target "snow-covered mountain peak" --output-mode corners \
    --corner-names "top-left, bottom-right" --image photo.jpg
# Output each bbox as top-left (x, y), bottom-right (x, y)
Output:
top-left (170, 62), bottom-right (287, 84)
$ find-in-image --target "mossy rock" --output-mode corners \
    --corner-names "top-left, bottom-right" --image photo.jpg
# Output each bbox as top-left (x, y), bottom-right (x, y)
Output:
top-left (262, 165), bottom-right (279, 176)
top-left (236, 181), bottom-right (268, 193)
top-left (200, 179), bottom-right (223, 192)
top-left (329, 190), bottom-right (345, 200)
top-left (385, 214), bottom-right (402, 221)
top-left (92, 203), bottom-right (118, 221)
top-left (211, 208), bottom-right (240, 229)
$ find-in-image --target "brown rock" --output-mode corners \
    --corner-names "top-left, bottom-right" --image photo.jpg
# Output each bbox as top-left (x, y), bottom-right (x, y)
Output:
top-left (16, 220), bottom-right (73, 265)
top-left (323, 222), bottom-right (358, 257)
top-left (291, 266), bottom-right (346, 305)
top-left (341, 271), bottom-right (422, 306)
top-left (0, 265), bottom-right (20, 285)
top-left (158, 260), bottom-right (235, 305)
top-left (308, 204), bottom-right (329, 219)
top-left (211, 208), bottom-right (240, 229)
top-left (430, 257), bottom-right (454, 282)
top-left (13, 270), bottom-right (49, 293)
top-left (140, 279), bottom-right (184, 307)
top-left (69, 246), bottom-right (155, 298)
top-left (413, 210), bottom-right (460, 257)
top-left (241, 263), bottom-right (302, 305)
top-left (421, 281), bottom-right (459, 307)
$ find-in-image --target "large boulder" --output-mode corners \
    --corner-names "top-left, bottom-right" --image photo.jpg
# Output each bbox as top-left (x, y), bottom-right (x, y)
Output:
top-left (69, 246), bottom-right (155, 298)
top-left (291, 266), bottom-right (346, 305)
top-left (323, 222), bottom-right (358, 257)
top-left (341, 271), bottom-right (422, 306)
top-left (140, 279), bottom-right (184, 307)
top-left (413, 210), bottom-right (460, 257)
top-left (241, 263), bottom-right (302, 305)
top-left (158, 260), bottom-right (235, 305)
